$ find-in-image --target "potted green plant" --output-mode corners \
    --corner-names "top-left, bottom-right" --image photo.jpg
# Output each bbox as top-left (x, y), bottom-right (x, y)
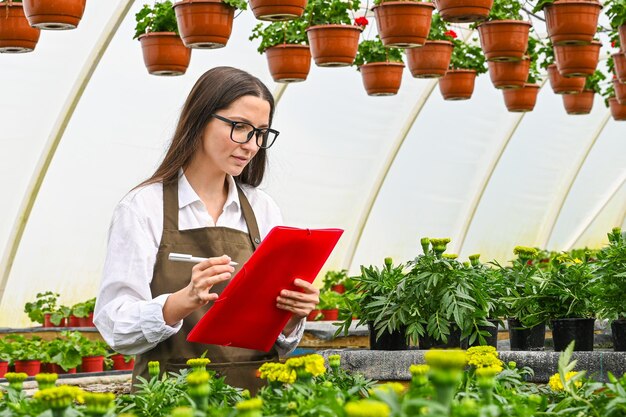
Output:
top-left (501, 36), bottom-right (542, 112)
top-left (249, 19), bottom-right (311, 83)
top-left (322, 269), bottom-right (350, 293)
top-left (317, 289), bottom-right (344, 320)
top-left (353, 36), bottom-right (405, 96)
top-left (602, 80), bottom-right (626, 120)
top-left (303, 0), bottom-right (362, 67)
top-left (609, 32), bottom-right (626, 83)
top-left (476, 0), bottom-right (532, 62)
top-left (540, 40), bottom-right (585, 94)
top-left (134, 1), bottom-right (191, 76)
top-left (22, 0), bottom-right (86, 30)
top-left (69, 297), bottom-right (96, 327)
top-left (406, 13), bottom-right (456, 78)
top-left (534, 0), bottom-right (602, 45)
top-left (487, 31), bottom-right (538, 90)
top-left (78, 337), bottom-right (110, 373)
top-left (562, 69), bottom-right (604, 115)
top-left (371, 0), bottom-right (435, 48)
top-left (173, 0), bottom-right (247, 49)
top-left (0, 0), bottom-right (40, 53)
top-left (24, 291), bottom-right (69, 327)
top-left (439, 37), bottom-right (487, 100)
top-left (111, 352), bottom-right (135, 371)
top-left (249, 0), bottom-right (307, 21)
top-left (0, 338), bottom-right (10, 378)
top-left (608, 49), bottom-right (626, 103)
top-left (434, 0), bottom-right (493, 23)
top-left (5, 335), bottom-right (46, 375)
top-left (45, 332), bottom-right (83, 374)
top-left (606, 0), bottom-right (626, 51)
top-left (595, 228), bottom-right (626, 351)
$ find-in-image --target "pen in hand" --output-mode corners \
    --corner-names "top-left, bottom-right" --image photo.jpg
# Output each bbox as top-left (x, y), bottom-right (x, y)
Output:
top-left (168, 253), bottom-right (238, 266)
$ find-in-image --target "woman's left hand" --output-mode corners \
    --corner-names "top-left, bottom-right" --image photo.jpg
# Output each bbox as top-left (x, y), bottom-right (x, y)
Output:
top-left (277, 278), bottom-right (319, 334)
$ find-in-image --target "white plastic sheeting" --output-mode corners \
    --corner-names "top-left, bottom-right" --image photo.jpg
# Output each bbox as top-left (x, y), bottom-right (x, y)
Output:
top-left (0, 0), bottom-right (624, 327)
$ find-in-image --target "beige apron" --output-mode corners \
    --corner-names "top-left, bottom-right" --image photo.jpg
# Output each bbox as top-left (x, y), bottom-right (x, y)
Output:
top-left (132, 179), bottom-right (279, 392)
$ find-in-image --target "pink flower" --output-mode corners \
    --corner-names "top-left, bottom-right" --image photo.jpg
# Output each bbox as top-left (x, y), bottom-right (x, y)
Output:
top-left (444, 30), bottom-right (457, 39)
top-left (354, 16), bottom-right (369, 27)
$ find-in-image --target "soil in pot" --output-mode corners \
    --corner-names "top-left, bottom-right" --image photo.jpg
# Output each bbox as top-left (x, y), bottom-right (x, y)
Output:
top-left (551, 318), bottom-right (595, 351)
top-left (508, 318), bottom-right (546, 351)
top-left (368, 322), bottom-right (408, 350)
top-left (611, 319), bottom-right (626, 351)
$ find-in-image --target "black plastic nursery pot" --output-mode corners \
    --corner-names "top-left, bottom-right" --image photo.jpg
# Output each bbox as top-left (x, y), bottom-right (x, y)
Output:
top-left (368, 323), bottom-right (409, 350)
top-left (418, 326), bottom-right (462, 349)
top-left (611, 319), bottom-right (626, 352)
top-left (551, 318), bottom-right (595, 351)
top-left (507, 318), bottom-right (546, 351)
top-left (462, 319), bottom-right (499, 349)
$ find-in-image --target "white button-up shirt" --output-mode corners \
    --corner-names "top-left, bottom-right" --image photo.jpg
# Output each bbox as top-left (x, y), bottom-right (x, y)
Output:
top-left (94, 172), bottom-right (304, 356)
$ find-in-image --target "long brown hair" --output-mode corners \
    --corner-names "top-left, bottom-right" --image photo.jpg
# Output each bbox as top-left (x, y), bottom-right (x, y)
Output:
top-left (138, 66), bottom-right (275, 188)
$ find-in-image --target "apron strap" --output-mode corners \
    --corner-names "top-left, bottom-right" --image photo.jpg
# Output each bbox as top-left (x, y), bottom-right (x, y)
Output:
top-left (236, 184), bottom-right (262, 250)
top-left (163, 179), bottom-right (179, 231)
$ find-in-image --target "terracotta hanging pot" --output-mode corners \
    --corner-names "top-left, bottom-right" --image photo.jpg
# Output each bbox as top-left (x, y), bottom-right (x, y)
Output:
top-left (0, 1), bottom-right (40, 53)
top-left (487, 58), bottom-right (529, 89)
top-left (547, 63), bottom-right (584, 94)
top-left (433, 0), bottom-right (493, 23)
top-left (249, 0), bottom-right (306, 20)
top-left (543, 0), bottom-right (602, 45)
top-left (306, 24), bottom-right (361, 67)
top-left (359, 62), bottom-right (404, 96)
top-left (620, 25), bottom-right (626, 51)
top-left (615, 79), bottom-right (626, 104)
top-left (554, 41), bottom-right (601, 77)
top-left (613, 52), bottom-right (626, 84)
top-left (406, 40), bottom-right (453, 78)
top-left (502, 83), bottom-right (540, 112)
top-left (439, 69), bottom-right (477, 100)
top-left (265, 44), bottom-right (311, 83)
top-left (372, 1), bottom-right (435, 48)
top-left (138, 32), bottom-right (191, 76)
top-left (477, 19), bottom-right (531, 62)
top-left (562, 89), bottom-right (594, 114)
top-left (173, 0), bottom-right (235, 49)
top-left (22, 0), bottom-right (86, 30)
top-left (609, 97), bottom-right (626, 120)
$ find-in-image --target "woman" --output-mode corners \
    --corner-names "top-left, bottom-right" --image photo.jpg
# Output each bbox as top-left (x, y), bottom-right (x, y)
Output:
top-left (94, 67), bottom-right (319, 391)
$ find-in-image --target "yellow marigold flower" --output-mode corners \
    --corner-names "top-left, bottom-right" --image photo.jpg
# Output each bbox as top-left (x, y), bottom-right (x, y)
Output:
top-left (475, 366), bottom-right (500, 378)
top-left (328, 354), bottom-right (341, 369)
top-left (424, 349), bottom-right (467, 370)
top-left (410, 364), bottom-right (430, 376)
top-left (4, 372), bottom-right (28, 383)
top-left (370, 382), bottom-right (405, 396)
top-left (285, 356), bottom-right (305, 369)
top-left (430, 238), bottom-right (451, 246)
top-left (573, 258), bottom-right (583, 264)
top-left (36, 373), bottom-right (58, 390)
top-left (304, 354), bottom-right (326, 377)
top-left (549, 371), bottom-right (582, 391)
top-left (148, 361), bottom-right (160, 378)
top-left (468, 254), bottom-right (480, 261)
top-left (514, 246), bottom-right (537, 259)
top-left (236, 398), bottom-right (263, 411)
top-left (345, 400), bottom-right (391, 417)
top-left (84, 392), bottom-right (115, 415)
top-left (186, 358), bottom-right (211, 372)
top-left (466, 346), bottom-right (503, 373)
top-left (186, 370), bottom-right (210, 386)
top-left (277, 367), bottom-right (296, 384)
top-left (443, 254), bottom-right (458, 260)
top-left (34, 386), bottom-right (82, 410)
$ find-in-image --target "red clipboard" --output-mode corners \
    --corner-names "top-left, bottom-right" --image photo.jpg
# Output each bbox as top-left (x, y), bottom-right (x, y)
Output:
top-left (187, 226), bottom-right (344, 351)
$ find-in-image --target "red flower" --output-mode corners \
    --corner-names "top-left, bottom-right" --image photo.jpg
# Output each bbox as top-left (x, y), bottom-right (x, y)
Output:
top-left (612, 40), bottom-right (617, 48)
top-left (354, 16), bottom-right (369, 27)
top-left (526, 260), bottom-right (534, 266)
top-left (444, 30), bottom-right (457, 39)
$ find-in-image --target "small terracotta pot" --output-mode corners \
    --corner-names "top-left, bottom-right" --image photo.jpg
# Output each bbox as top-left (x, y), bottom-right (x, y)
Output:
top-left (139, 32), bottom-right (191, 76)
top-left (615, 79), bottom-right (626, 104)
top-left (306, 24), bottom-right (361, 67)
top-left (81, 355), bottom-right (105, 373)
top-left (620, 25), bottom-right (626, 52)
top-left (265, 44), bottom-right (311, 83)
top-left (433, 0), bottom-right (493, 23)
top-left (22, 0), bottom-right (86, 30)
top-left (613, 53), bottom-right (626, 84)
top-left (0, 361), bottom-right (8, 378)
top-left (359, 62), bottom-right (404, 96)
top-left (320, 309), bottom-right (339, 321)
top-left (249, 0), bottom-right (306, 20)
top-left (544, 0), bottom-right (602, 45)
top-left (111, 354), bottom-right (135, 371)
top-left (487, 58), bottom-right (530, 89)
top-left (49, 363), bottom-right (77, 374)
top-left (554, 41), bottom-right (601, 77)
top-left (14, 360), bottom-right (41, 376)
top-left (477, 19), bottom-right (531, 62)
top-left (77, 312), bottom-right (95, 327)
top-left (372, 1), bottom-right (435, 48)
top-left (68, 315), bottom-right (80, 327)
top-left (547, 63), bottom-right (584, 94)
top-left (44, 313), bottom-right (66, 327)
top-left (0, 2), bottom-right (40, 53)
top-left (562, 89), bottom-right (594, 114)
top-left (439, 69), bottom-right (477, 100)
top-left (173, 0), bottom-right (235, 49)
top-left (406, 40), bottom-right (453, 78)
top-left (502, 83), bottom-right (540, 112)
top-left (609, 97), bottom-right (626, 120)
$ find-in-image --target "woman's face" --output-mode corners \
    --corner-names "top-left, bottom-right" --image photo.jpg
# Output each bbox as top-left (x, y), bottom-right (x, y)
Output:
top-left (198, 95), bottom-right (271, 177)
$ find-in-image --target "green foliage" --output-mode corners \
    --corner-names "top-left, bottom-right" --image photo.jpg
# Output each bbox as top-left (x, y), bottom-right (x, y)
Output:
top-left (322, 269), bottom-right (351, 291)
top-left (303, 0), bottom-right (361, 26)
top-left (118, 370), bottom-right (194, 417)
top-left (536, 39), bottom-right (555, 71)
top-left (134, 1), bottom-right (179, 39)
top-left (605, 0), bottom-right (626, 29)
top-left (354, 37), bottom-right (404, 67)
top-left (594, 227), bottom-right (626, 320)
top-left (487, 0), bottom-right (524, 20)
top-left (532, 0), bottom-right (556, 13)
top-left (428, 13), bottom-right (457, 41)
top-left (449, 38), bottom-right (487, 74)
top-left (45, 331), bottom-right (83, 371)
top-left (525, 36), bottom-right (542, 84)
top-left (584, 70), bottom-right (607, 94)
top-left (71, 297), bottom-right (96, 318)
top-left (318, 289), bottom-right (346, 310)
top-left (3, 335), bottom-right (47, 362)
top-left (249, 20), bottom-right (309, 54)
top-left (24, 291), bottom-right (64, 325)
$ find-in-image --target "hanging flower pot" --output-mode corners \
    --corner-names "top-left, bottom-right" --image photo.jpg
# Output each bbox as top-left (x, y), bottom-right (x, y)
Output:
top-left (0, 1), bottom-right (40, 53)
top-left (554, 41), bottom-right (601, 78)
top-left (22, 0), bottom-right (86, 30)
top-left (487, 57), bottom-right (529, 89)
top-left (433, 0), bottom-right (493, 23)
top-left (547, 63), bottom-right (584, 94)
top-left (614, 52), bottom-right (626, 84)
top-left (265, 44), bottom-right (311, 82)
top-left (173, 0), bottom-right (235, 49)
top-left (543, 0), bottom-right (602, 45)
top-left (477, 20), bottom-right (531, 62)
top-left (620, 25), bottom-right (626, 51)
top-left (138, 32), bottom-right (191, 76)
top-left (609, 97), bottom-right (626, 120)
top-left (439, 69), bottom-right (477, 100)
top-left (406, 40), bottom-right (453, 78)
top-left (502, 83), bottom-right (540, 112)
top-left (306, 24), bottom-right (361, 67)
top-left (615, 79), bottom-right (626, 104)
top-left (551, 318), bottom-right (595, 351)
top-left (249, 0), bottom-right (306, 21)
top-left (562, 89), bottom-right (594, 115)
top-left (372, 1), bottom-right (435, 48)
top-left (359, 62), bottom-right (404, 96)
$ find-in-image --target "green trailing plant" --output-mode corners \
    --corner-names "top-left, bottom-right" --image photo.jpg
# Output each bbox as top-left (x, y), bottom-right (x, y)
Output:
top-left (353, 36), bottom-right (403, 67)
top-left (133, 1), bottom-right (179, 39)
top-left (584, 69), bottom-right (607, 94)
top-left (532, 0), bottom-right (557, 13)
top-left (71, 297), bottom-right (96, 318)
top-left (249, 20), bottom-right (309, 54)
top-left (23, 291), bottom-right (69, 326)
top-left (428, 13), bottom-right (457, 41)
top-left (484, 0), bottom-right (524, 20)
top-left (594, 227), bottom-right (626, 321)
top-left (605, 0), bottom-right (626, 29)
top-left (303, 0), bottom-right (361, 26)
top-left (449, 38), bottom-right (488, 74)
top-left (525, 35), bottom-right (542, 84)
top-left (536, 39), bottom-right (555, 71)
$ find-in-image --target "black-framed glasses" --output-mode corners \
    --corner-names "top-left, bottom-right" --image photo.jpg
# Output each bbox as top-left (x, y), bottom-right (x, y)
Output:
top-left (211, 113), bottom-right (280, 149)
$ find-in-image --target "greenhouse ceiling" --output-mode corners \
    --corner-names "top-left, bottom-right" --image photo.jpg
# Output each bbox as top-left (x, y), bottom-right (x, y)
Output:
top-left (0, 0), bottom-right (625, 327)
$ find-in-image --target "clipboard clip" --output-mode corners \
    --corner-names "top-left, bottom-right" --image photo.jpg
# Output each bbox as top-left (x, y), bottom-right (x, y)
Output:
top-left (306, 228), bottom-right (311, 236)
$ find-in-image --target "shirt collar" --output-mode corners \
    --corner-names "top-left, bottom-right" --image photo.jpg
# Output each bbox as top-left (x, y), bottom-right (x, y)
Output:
top-left (177, 169), bottom-right (240, 210)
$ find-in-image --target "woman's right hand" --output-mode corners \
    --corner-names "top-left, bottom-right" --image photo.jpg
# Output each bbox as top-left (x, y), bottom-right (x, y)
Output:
top-left (186, 255), bottom-right (234, 306)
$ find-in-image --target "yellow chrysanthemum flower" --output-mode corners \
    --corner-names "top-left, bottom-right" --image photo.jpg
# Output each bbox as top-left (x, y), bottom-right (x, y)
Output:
top-left (345, 400), bottom-right (391, 417)
top-left (549, 371), bottom-right (582, 391)
top-left (304, 354), bottom-right (326, 377)
top-left (466, 346), bottom-right (503, 373)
